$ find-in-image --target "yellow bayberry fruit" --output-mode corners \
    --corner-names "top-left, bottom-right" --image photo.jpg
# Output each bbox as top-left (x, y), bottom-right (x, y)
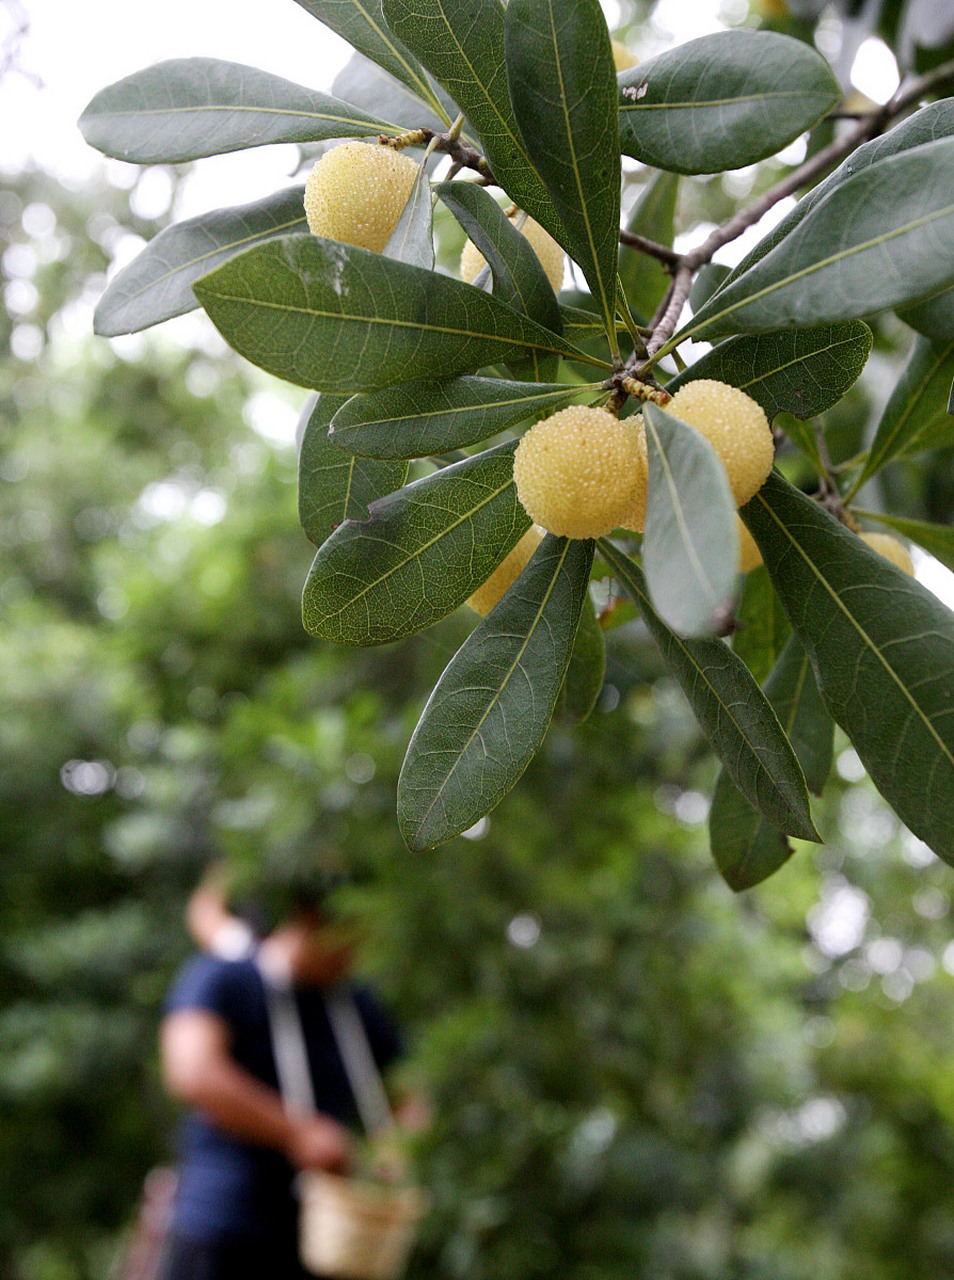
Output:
top-left (460, 213), bottom-right (565, 294)
top-left (467, 525), bottom-right (546, 616)
top-left (665, 380), bottom-right (774, 506)
top-left (513, 405), bottom-right (647, 539)
top-left (737, 517), bottom-right (763, 573)
top-left (860, 531), bottom-right (914, 576)
top-left (303, 142), bottom-right (419, 253)
top-left (611, 39), bottom-right (638, 72)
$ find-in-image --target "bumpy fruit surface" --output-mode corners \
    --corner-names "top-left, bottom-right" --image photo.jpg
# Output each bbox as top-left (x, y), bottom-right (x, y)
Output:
top-left (303, 142), bottom-right (418, 252)
top-left (513, 406), bottom-right (647, 539)
top-left (737, 517), bottom-right (763, 573)
top-left (611, 39), bottom-right (638, 71)
top-left (467, 525), bottom-right (546, 616)
top-left (860, 531), bottom-right (914, 576)
top-left (666, 380), bottom-right (774, 506)
top-left (460, 214), bottom-right (565, 294)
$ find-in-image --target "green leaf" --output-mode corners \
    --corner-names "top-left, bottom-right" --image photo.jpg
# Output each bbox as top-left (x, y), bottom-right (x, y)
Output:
top-left (854, 511), bottom-right (954, 575)
top-left (617, 31), bottom-right (839, 175)
top-left (710, 633), bottom-right (834, 891)
top-left (329, 377), bottom-right (601, 458)
top-left (743, 469), bottom-right (954, 866)
top-left (302, 440), bottom-right (529, 644)
top-left (598, 538), bottom-right (819, 841)
top-left (665, 322), bottom-right (873, 423)
top-left (505, 0), bottom-right (621, 348)
top-left (853, 335), bottom-right (954, 490)
top-left (435, 182), bottom-right (561, 333)
top-left (79, 59), bottom-right (400, 163)
top-left (733, 566), bottom-right (790, 686)
top-left (398, 535), bottom-right (592, 849)
top-left (332, 51), bottom-right (456, 135)
top-left (93, 188), bottom-right (307, 337)
top-left (555, 595), bottom-right (605, 726)
top-left (193, 236), bottom-right (606, 394)
top-left (292, 0), bottom-right (451, 122)
top-left (687, 136), bottom-right (954, 341)
top-left (620, 171), bottom-right (679, 324)
top-left (898, 283), bottom-right (954, 344)
top-left (298, 394), bottom-right (408, 546)
top-left (383, 164), bottom-right (435, 270)
top-left (642, 403), bottom-right (739, 638)
top-left (381, 0), bottom-right (563, 243)
top-left (713, 99), bottom-right (954, 295)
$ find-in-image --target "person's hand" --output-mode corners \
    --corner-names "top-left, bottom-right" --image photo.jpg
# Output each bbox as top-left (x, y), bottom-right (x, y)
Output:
top-left (285, 1112), bottom-right (353, 1174)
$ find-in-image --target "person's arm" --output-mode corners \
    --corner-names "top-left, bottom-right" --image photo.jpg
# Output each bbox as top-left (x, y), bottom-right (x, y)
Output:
top-left (160, 1008), bottom-right (353, 1172)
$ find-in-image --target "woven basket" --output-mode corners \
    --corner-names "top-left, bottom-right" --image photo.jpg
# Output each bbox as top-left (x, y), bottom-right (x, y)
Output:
top-left (298, 1171), bottom-right (428, 1280)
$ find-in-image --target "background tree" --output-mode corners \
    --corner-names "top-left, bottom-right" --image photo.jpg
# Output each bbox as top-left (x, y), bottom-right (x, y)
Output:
top-left (6, 2), bottom-right (954, 1279)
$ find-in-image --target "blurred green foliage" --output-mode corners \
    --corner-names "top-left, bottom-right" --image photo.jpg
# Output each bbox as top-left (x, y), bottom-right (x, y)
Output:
top-left (5, 3), bottom-right (954, 1277)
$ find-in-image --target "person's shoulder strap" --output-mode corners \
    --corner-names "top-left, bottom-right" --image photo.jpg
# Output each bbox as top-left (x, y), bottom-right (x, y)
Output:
top-left (256, 958), bottom-right (317, 1115)
top-left (325, 985), bottom-right (394, 1137)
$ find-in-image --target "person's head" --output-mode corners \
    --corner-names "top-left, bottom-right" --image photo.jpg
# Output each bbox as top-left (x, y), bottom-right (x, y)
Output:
top-left (265, 900), bottom-right (358, 986)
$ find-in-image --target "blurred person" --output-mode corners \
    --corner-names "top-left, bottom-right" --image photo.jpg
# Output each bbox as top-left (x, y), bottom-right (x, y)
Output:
top-left (158, 871), bottom-right (414, 1280)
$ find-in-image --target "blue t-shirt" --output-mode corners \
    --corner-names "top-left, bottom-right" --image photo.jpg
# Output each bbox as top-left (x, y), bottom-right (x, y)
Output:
top-left (164, 953), bottom-right (402, 1244)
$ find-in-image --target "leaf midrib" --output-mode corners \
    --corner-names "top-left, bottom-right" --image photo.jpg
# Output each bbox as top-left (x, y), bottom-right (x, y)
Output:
top-left (109, 214), bottom-right (308, 308)
top-left (752, 488), bottom-right (954, 770)
top-left (687, 200), bottom-right (954, 339)
top-left (620, 89), bottom-right (830, 113)
top-left (315, 475), bottom-right (518, 627)
top-left (413, 538), bottom-right (572, 837)
top-left (599, 538), bottom-right (804, 816)
top-left (197, 286), bottom-right (607, 365)
top-left (645, 414), bottom-right (720, 610)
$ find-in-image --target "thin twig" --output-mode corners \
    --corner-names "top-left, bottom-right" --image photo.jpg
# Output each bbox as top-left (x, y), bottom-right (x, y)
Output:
top-left (618, 228), bottom-right (681, 266)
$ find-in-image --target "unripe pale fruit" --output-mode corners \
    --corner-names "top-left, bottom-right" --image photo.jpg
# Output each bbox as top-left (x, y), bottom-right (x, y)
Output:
top-left (460, 214), bottom-right (565, 295)
top-left (513, 405), bottom-right (647, 540)
top-left (303, 142), bottom-right (419, 253)
top-left (737, 517), bottom-right (763, 573)
top-left (611, 39), bottom-right (638, 72)
top-left (467, 525), bottom-right (546, 615)
top-left (666, 380), bottom-right (774, 506)
top-left (860, 531), bottom-right (914, 576)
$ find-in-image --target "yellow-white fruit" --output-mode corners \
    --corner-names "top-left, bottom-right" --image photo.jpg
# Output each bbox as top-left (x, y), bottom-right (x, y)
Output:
top-left (303, 142), bottom-right (419, 253)
top-left (860, 531), bottom-right (914, 576)
top-left (666, 380), bottom-right (774, 506)
top-left (611, 39), bottom-right (638, 72)
top-left (467, 525), bottom-right (546, 616)
top-left (737, 517), bottom-right (763, 573)
top-left (513, 405), bottom-right (647, 539)
top-left (460, 214), bottom-right (565, 294)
